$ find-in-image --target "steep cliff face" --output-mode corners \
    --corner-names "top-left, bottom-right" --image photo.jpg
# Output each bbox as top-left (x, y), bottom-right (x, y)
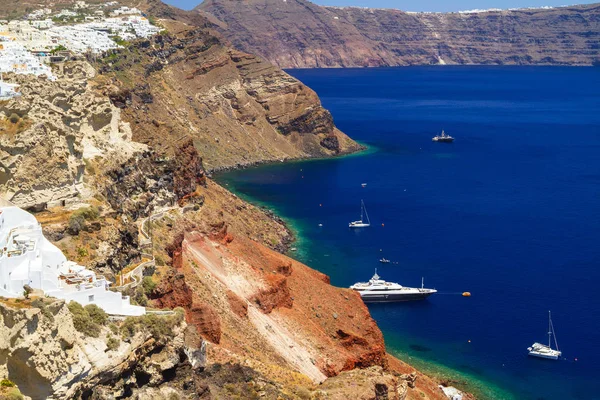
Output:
top-left (94, 16), bottom-right (362, 172)
top-left (199, 0), bottom-right (600, 68)
top-left (0, 64), bottom-right (145, 209)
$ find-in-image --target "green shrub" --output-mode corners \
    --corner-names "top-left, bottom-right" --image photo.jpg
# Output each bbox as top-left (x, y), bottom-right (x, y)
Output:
top-left (76, 247), bottom-right (88, 258)
top-left (67, 215), bottom-right (85, 235)
top-left (109, 323), bottom-right (119, 335)
top-left (50, 45), bottom-right (67, 54)
top-left (67, 206), bottom-right (100, 235)
top-left (154, 254), bottom-right (165, 267)
top-left (68, 301), bottom-right (100, 337)
top-left (106, 336), bottom-right (120, 351)
top-left (0, 379), bottom-right (15, 387)
top-left (74, 206), bottom-right (100, 220)
top-left (84, 304), bottom-right (108, 325)
top-left (8, 113), bottom-right (20, 124)
top-left (120, 311), bottom-right (184, 340)
top-left (141, 276), bottom-right (156, 296)
top-left (133, 285), bottom-right (148, 307)
top-left (111, 36), bottom-right (128, 46)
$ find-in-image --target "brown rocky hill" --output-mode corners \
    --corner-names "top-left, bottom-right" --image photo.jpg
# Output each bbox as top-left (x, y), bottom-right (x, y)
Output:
top-left (95, 18), bottom-right (361, 172)
top-left (198, 0), bottom-right (600, 68)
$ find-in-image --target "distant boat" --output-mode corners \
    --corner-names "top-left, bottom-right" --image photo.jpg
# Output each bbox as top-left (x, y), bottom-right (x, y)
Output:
top-left (349, 200), bottom-right (370, 228)
top-left (379, 258), bottom-right (390, 263)
top-left (361, 183), bottom-right (367, 187)
top-left (528, 311), bottom-right (562, 360)
top-left (432, 129), bottom-right (455, 143)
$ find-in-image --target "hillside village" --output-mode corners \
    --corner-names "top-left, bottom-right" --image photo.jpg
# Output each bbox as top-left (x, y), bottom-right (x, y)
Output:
top-left (0, 1), bottom-right (162, 315)
top-left (0, 1), bottom-right (160, 87)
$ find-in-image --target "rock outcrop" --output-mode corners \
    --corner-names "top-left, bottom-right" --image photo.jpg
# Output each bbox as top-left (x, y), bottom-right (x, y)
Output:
top-left (155, 227), bottom-right (388, 383)
top-left (93, 16), bottom-right (362, 172)
top-left (0, 298), bottom-right (199, 400)
top-left (199, 0), bottom-right (600, 68)
top-left (0, 63), bottom-right (145, 209)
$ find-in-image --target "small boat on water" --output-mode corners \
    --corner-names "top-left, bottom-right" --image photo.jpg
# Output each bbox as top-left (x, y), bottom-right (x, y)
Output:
top-left (349, 200), bottom-right (370, 228)
top-left (361, 183), bottom-right (367, 187)
top-left (432, 130), bottom-right (455, 143)
top-left (528, 311), bottom-right (562, 360)
top-left (379, 258), bottom-right (390, 263)
top-left (350, 270), bottom-right (437, 303)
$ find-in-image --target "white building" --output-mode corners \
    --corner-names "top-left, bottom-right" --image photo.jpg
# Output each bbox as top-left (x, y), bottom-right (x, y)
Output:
top-left (0, 80), bottom-right (20, 100)
top-left (0, 41), bottom-right (54, 79)
top-left (31, 19), bottom-right (54, 30)
top-left (111, 6), bottom-right (142, 16)
top-left (27, 8), bottom-right (52, 20)
top-left (56, 10), bottom-right (78, 18)
top-left (0, 206), bottom-right (145, 316)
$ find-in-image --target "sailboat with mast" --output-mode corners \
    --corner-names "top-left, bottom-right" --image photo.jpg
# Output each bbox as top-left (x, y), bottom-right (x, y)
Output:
top-left (349, 200), bottom-right (371, 228)
top-left (527, 311), bottom-right (562, 360)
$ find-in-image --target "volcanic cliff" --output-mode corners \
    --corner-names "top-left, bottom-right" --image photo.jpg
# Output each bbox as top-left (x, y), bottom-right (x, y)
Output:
top-left (0, 0), bottom-right (474, 399)
top-left (199, 0), bottom-right (600, 68)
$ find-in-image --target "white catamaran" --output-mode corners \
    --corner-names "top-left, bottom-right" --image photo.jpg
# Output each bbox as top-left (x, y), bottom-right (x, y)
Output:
top-left (528, 311), bottom-right (561, 360)
top-left (349, 200), bottom-right (371, 228)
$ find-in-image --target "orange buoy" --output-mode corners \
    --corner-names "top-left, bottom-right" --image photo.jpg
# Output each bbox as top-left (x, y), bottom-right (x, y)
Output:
top-left (462, 292), bottom-right (471, 297)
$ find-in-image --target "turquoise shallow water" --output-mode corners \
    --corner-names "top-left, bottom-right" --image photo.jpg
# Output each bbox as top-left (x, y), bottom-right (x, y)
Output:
top-left (217, 66), bottom-right (600, 399)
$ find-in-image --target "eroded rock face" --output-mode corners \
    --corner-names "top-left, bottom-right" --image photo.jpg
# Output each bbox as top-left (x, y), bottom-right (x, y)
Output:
top-left (0, 65), bottom-right (146, 209)
top-left (153, 229), bottom-right (388, 382)
top-left (152, 269), bottom-right (222, 343)
top-left (94, 19), bottom-right (362, 172)
top-left (0, 300), bottom-right (194, 400)
top-left (199, 0), bottom-right (600, 68)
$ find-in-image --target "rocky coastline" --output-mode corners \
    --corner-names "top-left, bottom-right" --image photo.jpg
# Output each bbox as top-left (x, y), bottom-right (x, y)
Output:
top-left (206, 141), bottom-right (367, 175)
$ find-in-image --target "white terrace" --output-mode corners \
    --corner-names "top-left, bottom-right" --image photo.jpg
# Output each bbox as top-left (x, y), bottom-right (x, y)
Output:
top-left (0, 206), bottom-right (144, 316)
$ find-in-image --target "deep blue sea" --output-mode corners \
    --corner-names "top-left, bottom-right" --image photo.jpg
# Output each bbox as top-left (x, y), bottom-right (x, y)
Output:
top-left (217, 67), bottom-right (600, 399)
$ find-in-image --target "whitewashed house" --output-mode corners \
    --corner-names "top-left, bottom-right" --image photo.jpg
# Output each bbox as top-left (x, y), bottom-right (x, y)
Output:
top-left (0, 206), bottom-right (145, 316)
top-left (0, 41), bottom-right (54, 79)
top-left (0, 81), bottom-right (20, 100)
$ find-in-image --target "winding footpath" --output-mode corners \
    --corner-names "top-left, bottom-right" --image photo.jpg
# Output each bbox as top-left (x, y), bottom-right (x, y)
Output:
top-left (113, 207), bottom-right (180, 290)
